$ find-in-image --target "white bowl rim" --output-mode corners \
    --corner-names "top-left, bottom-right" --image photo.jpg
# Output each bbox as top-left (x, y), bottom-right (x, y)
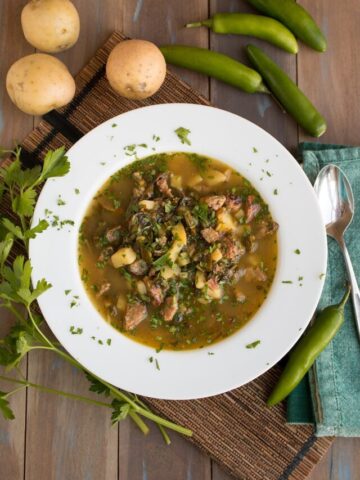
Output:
top-left (30, 103), bottom-right (327, 400)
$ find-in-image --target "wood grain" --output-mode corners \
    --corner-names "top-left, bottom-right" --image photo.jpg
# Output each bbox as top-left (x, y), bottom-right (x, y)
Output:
top-left (25, 351), bottom-right (118, 480)
top-left (298, 0), bottom-right (360, 145)
top-left (0, 0), bottom-right (34, 146)
top-left (0, 2), bottom-right (32, 479)
top-left (0, 309), bottom-right (26, 480)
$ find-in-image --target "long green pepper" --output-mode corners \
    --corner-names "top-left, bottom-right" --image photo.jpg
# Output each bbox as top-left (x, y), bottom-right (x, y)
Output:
top-left (186, 13), bottom-right (298, 54)
top-left (160, 45), bottom-right (268, 94)
top-left (267, 286), bottom-right (351, 406)
top-left (246, 44), bottom-right (327, 137)
top-left (246, 0), bottom-right (327, 52)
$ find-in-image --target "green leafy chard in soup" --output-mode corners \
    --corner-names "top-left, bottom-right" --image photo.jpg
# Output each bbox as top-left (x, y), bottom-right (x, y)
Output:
top-left (78, 152), bottom-right (278, 350)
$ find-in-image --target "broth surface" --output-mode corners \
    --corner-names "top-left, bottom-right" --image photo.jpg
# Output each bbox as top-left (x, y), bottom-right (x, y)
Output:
top-left (78, 152), bottom-right (278, 350)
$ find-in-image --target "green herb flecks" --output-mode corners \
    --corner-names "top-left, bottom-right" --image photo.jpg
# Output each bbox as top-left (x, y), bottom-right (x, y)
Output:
top-left (175, 127), bottom-right (191, 145)
top-left (70, 326), bottom-right (83, 335)
top-left (246, 340), bottom-right (261, 349)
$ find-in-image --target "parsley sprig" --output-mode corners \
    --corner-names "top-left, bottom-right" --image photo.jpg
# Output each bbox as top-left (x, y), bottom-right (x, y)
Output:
top-left (0, 146), bottom-right (191, 443)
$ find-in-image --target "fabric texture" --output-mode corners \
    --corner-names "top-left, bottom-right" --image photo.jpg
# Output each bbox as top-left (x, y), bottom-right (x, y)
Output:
top-left (287, 142), bottom-right (360, 437)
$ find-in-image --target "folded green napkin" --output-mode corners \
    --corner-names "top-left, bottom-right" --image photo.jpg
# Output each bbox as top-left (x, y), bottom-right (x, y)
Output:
top-left (287, 142), bottom-right (360, 437)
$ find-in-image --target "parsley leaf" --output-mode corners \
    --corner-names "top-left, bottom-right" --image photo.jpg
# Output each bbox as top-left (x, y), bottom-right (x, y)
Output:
top-left (246, 340), bottom-right (261, 349)
top-left (175, 127), bottom-right (191, 145)
top-left (0, 392), bottom-right (15, 420)
top-left (0, 234), bottom-right (14, 270)
top-left (111, 399), bottom-right (131, 424)
top-left (85, 372), bottom-right (110, 396)
top-left (12, 187), bottom-right (37, 217)
top-left (2, 218), bottom-right (23, 240)
top-left (24, 219), bottom-right (49, 239)
top-left (37, 147), bottom-right (70, 184)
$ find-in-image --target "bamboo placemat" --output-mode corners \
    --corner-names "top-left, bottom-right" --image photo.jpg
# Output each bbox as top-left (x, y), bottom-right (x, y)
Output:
top-left (12, 32), bottom-right (332, 480)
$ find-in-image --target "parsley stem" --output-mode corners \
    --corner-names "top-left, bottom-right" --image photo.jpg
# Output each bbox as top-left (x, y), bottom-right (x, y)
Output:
top-left (134, 396), bottom-right (171, 443)
top-left (26, 307), bottom-right (55, 349)
top-left (135, 409), bottom-right (192, 436)
top-left (129, 411), bottom-right (150, 435)
top-left (0, 375), bottom-right (112, 409)
top-left (158, 424), bottom-right (171, 445)
top-left (5, 385), bottom-right (27, 398)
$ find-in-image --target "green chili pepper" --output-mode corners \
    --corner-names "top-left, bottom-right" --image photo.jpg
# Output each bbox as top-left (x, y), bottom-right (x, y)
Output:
top-left (246, 0), bottom-right (327, 52)
top-left (160, 45), bottom-right (268, 94)
top-left (186, 13), bottom-right (298, 54)
top-left (246, 44), bottom-right (327, 137)
top-left (267, 286), bottom-right (351, 406)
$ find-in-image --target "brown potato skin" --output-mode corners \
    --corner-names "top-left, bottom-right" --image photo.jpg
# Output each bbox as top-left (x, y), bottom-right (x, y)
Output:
top-left (21, 0), bottom-right (80, 53)
top-left (6, 54), bottom-right (76, 115)
top-left (106, 40), bottom-right (167, 100)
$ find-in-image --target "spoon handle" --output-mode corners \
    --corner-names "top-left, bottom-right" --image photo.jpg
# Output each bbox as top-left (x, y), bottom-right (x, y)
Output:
top-left (339, 239), bottom-right (360, 339)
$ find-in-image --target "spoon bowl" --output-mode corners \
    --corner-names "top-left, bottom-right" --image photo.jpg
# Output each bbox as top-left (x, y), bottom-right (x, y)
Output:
top-left (314, 164), bottom-right (360, 338)
top-left (314, 164), bottom-right (354, 239)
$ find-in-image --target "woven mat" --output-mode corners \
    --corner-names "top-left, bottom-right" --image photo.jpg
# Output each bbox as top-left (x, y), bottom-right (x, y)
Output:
top-left (11, 32), bottom-right (332, 480)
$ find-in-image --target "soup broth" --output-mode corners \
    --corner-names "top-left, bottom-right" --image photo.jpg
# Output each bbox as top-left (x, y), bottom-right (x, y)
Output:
top-left (78, 152), bottom-right (278, 350)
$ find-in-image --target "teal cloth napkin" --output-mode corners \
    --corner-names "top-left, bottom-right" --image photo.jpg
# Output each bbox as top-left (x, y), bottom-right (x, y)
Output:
top-left (287, 142), bottom-right (360, 437)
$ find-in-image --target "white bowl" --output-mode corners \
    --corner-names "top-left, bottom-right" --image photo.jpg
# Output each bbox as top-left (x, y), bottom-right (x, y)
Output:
top-left (30, 104), bottom-right (327, 400)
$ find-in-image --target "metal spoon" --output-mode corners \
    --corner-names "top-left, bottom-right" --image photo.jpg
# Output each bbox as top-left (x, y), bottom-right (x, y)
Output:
top-left (314, 164), bottom-right (360, 337)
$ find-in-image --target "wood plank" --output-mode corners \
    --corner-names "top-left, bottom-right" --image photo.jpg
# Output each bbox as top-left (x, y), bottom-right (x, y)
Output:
top-left (298, 0), bottom-right (360, 145)
top-left (0, 309), bottom-right (26, 480)
top-left (24, 2), bottom-right (122, 479)
top-left (119, 420), bottom-right (211, 480)
top-left (0, 1), bottom-right (33, 479)
top-left (0, 0), bottom-right (34, 147)
top-left (209, 0), bottom-right (298, 153)
top-left (309, 438), bottom-right (360, 479)
top-left (25, 351), bottom-right (118, 480)
top-left (118, 1), bottom-right (211, 479)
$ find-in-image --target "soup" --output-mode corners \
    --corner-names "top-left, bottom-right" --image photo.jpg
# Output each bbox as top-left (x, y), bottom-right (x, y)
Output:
top-left (78, 152), bottom-right (278, 350)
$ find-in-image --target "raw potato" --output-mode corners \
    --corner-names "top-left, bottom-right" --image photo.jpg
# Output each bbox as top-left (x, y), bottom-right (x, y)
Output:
top-left (106, 40), bottom-right (166, 100)
top-left (6, 54), bottom-right (75, 115)
top-left (21, 0), bottom-right (80, 53)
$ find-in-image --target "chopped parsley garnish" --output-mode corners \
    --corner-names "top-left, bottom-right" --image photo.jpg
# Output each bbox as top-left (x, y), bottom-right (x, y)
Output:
top-left (64, 289), bottom-right (71, 295)
top-left (319, 273), bottom-right (326, 280)
top-left (112, 123), bottom-right (117, 128)
top-left (74, 188), bottom-right (80, 195)
top-left (70, 326), bottom-right (83, 335)
top-left (175, 127), bottom-right (191, 145)
top-left (294, 249), bottom-right (301, 255)
top-left (153, 253), bottom-right (172, 270)
top-left (252, 147), bottom-right (258, 153)
top-left (273, 188), bottom-right (278, 195)
top-left (155, 359), bottom-right (160, 370)
top-left (246, 340), bottom-right (261, 349)
top-left (152, 135), bottom-right (160, 142)
top-left (281, 280), bottom-right (293, 284)
top-left (57, 195), bottom-right (66, 206)
top-left (106, 338), bottom-right (112, 346)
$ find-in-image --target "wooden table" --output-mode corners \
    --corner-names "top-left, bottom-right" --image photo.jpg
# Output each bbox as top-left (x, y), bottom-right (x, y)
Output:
top-left (1, 1), bottom-right (360, 479)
